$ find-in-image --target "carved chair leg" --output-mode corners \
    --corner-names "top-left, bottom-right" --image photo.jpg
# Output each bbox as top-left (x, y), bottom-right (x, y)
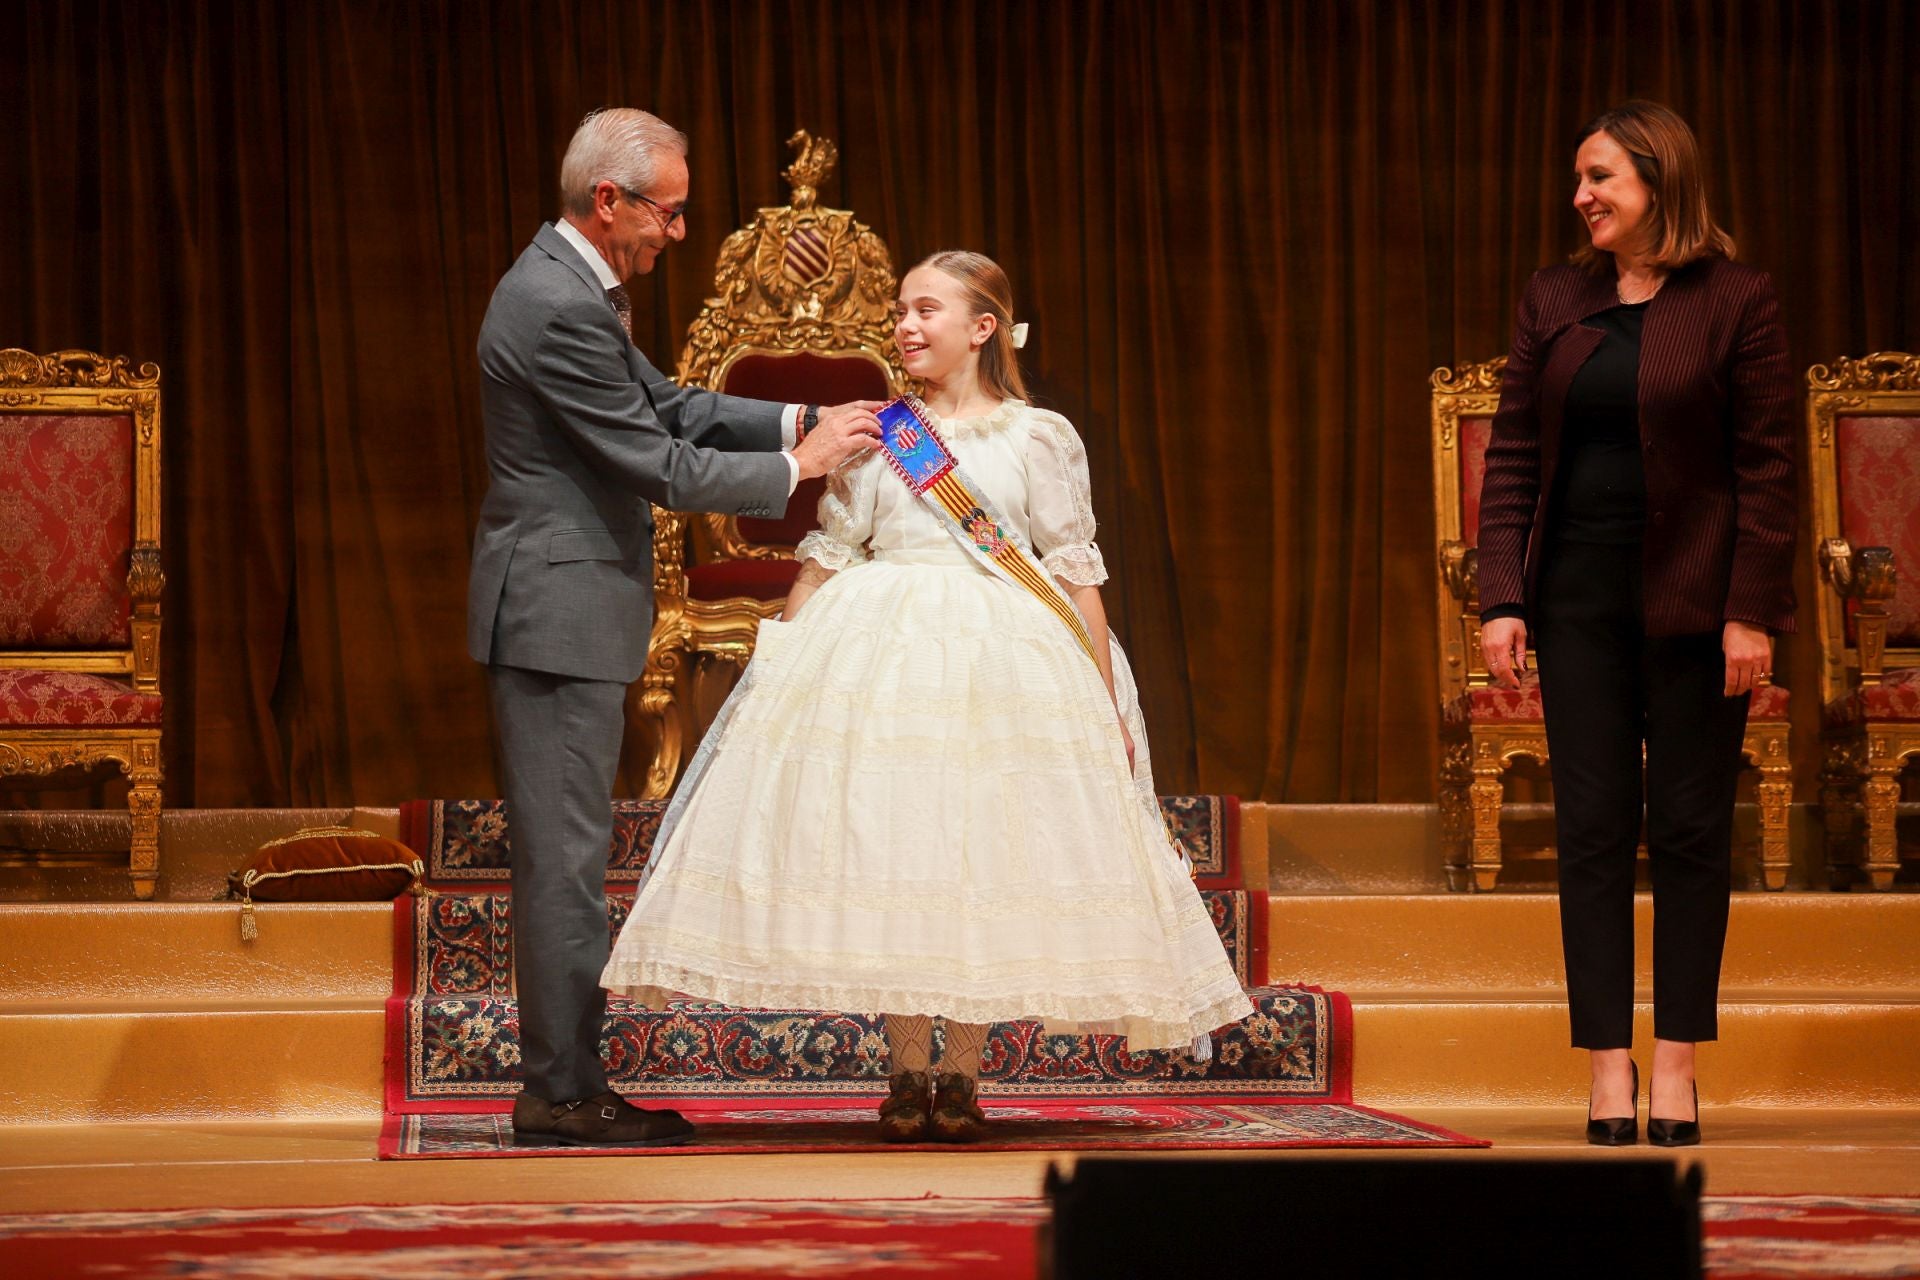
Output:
top-left (1862, 757), bottom-right (1902, 892)
top-left (1755, 768), bottom-right (1793, 892)
top-left (1469, 770), bottom-right (1504, 892)
top-left (126, 746), bottom-right (162, 901)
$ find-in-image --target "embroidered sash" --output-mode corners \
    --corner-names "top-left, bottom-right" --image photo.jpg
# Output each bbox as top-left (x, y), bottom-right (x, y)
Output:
top-left (874, 397), bottom-right (1098, 664)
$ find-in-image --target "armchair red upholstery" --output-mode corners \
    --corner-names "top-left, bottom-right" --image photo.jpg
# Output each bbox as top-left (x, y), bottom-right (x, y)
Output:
top-left (1808, 354), bottom-right (1920, 888)
top-left (0, 670), bottom-right (163, 725)
top-left (0, 349), bottom-right (165, 897)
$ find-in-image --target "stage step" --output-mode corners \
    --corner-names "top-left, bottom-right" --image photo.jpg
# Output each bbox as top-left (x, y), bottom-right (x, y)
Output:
top-left (1348, 999), bottom-right (1920, 1108)
top-left (0, 1007), bottom-right (384, 1121)
top-left (1267, 893), bottom-right (1920, 1107)
top-left (1245, 801), bottom-right (1875, 893)
top-left (0, 808), bottom-right (401, 902)
top-left (0, 899), bottom-right (390, 1122)
top-left (1267, 894), bottom-right (1920, 997)
top-left (3, 838), bottom-right (1915, 1121)
top-left (0, 903), bottom-right (393, 1003)
top-left (6, 992), bottom-right (1909, 1120)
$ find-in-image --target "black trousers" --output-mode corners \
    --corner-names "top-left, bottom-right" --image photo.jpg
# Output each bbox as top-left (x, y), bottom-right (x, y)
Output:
top-left (1532, 539), bottom-right (1751, 1049)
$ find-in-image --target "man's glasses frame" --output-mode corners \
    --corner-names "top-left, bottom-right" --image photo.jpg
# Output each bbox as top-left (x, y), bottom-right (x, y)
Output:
top-left (622, 187), bottom-right (685, 229)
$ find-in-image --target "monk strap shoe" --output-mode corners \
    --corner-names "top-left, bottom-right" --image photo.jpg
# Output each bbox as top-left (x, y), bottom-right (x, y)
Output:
top-left (511, 1090), bottom-right (695, 1148)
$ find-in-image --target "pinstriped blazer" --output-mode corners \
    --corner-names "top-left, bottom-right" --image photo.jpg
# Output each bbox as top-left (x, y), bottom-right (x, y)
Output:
top-left (1477, 257), bottom-right (1798, 636)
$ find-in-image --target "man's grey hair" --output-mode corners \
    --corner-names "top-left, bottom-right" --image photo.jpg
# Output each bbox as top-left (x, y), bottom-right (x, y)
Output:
top-left (558, 108), bottom-right (688, 217)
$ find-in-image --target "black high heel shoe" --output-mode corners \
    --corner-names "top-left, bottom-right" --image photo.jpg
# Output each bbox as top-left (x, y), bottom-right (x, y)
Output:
top-left (1648, 1081), bottom-right (1701, 1148)
top-left (1586, 1060), bottom-right (1639, 1147)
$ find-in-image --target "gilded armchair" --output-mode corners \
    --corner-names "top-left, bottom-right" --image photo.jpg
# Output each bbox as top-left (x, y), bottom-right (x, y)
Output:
top-left (0, 350), bottom-right (165, 897)
top-left (1807, 352), bottom-right (1920, 889)
top-left (1431, 358), bottom-right (1791, 891)
top-left (636, 132), bottom-right (907, 798)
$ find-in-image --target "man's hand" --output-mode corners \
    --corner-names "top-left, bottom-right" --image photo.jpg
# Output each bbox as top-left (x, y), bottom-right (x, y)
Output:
top-left (793, 401), bottom-right (882, 480)
top-left (812, 401), bottom-right (886, 437)
top-left (1481, 616), bottom-right (1529, 690)
top-left (1723, 620), bottom-right (1772, 697)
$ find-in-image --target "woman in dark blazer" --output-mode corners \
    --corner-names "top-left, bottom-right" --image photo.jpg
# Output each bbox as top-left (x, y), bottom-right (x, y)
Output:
top-left (1478, 101), bottom-right (1796, 1147)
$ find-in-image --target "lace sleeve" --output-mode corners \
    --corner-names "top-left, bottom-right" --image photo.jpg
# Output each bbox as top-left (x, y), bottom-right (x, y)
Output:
top-left (794, 454), bottom-right (878, 571)
top-left (1024, 410), bottom-right (1109, 585)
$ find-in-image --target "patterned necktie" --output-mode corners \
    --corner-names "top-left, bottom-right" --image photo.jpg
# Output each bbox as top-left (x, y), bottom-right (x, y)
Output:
top-left (606, 284), bottom-right (633, 341)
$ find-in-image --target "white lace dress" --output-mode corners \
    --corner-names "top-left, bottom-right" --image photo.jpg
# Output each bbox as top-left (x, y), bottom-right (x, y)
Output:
top-left (601, 400), bottom-right (1251, 1050)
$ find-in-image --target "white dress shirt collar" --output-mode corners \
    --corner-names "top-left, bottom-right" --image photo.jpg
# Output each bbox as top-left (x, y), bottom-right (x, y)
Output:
top-left (553, 217), bottom-right (623, 291)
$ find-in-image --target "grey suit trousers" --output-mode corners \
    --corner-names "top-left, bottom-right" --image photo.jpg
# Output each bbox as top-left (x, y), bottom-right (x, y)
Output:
top-left (488, 664), bottom-right (629, 1101)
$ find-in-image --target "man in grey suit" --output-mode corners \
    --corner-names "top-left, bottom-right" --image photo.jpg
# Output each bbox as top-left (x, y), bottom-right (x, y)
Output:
top-left (468, 108), bottom-right (879, 1147)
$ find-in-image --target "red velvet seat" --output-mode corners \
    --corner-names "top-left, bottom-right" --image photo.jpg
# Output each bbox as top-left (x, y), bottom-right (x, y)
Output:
top-left (0, 670), bottom-right (163, 726)
top-left (686, 557), bottom-right (803, 604)
top-left (1443, 673), bottom-right (1545, 727)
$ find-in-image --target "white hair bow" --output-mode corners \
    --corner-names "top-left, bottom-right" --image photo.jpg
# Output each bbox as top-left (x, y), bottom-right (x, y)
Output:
top-left (1011, 322), bottom-right (1029, 350)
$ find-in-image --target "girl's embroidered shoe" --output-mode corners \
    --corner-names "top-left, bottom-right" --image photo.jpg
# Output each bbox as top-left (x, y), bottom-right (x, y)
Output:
top-left (929, 1072), bottom-right (989, 1143)
top-left (877, 1070), bottom-right (933, 1142)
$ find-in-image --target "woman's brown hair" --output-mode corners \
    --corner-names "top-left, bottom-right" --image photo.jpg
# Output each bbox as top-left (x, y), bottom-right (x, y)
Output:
top-left (915, 250), bottom-right (1028, 403)
top-left (1571, 100), bottom-right (1736, 272)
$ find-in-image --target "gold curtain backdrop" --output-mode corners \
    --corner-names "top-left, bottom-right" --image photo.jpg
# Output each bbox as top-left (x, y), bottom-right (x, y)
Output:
top-left (3, 1), bottom-right (1914, 806)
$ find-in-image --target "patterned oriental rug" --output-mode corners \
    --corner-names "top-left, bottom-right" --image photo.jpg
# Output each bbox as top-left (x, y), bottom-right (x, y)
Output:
top-left (3, 1196), bottom-right (1913, 1278)
top-left (385, 1097), bottom-right (1480, 1158)
top-left (383, 796), bottom-right (1476, 1157)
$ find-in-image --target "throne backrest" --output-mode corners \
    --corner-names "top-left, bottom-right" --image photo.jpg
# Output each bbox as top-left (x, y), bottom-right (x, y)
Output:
top-left (670, 131), bottom-right (907, 561)
top-left (1429, 358), bottom-right (1506, 701)
top-left (717, 350), bottom-right (893, 546)
top-left (1807, 353), bottom-right (1920, 701)
top-left (0, 350), bottom-right (162, 687)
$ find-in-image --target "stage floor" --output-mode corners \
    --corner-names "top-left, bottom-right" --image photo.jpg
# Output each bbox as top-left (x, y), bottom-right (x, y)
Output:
top-left (1, 1108), bottom-right (1915, 1214)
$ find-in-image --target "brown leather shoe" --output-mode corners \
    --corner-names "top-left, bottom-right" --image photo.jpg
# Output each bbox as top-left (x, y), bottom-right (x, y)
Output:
top-left (877, 1069), bottom-right (933, 1143)
top-left (511, 1090), bottom-right (695, 1148)
top-left (929, 1072), bottom-right (989, 1143)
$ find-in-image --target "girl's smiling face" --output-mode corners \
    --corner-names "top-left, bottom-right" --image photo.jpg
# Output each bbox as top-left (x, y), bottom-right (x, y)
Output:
top-left (894, 266), bottom-right (995, 384)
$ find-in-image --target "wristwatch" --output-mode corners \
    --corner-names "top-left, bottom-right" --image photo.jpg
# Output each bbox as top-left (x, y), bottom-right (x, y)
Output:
top-left (800, 404), bottom-right (820, 441)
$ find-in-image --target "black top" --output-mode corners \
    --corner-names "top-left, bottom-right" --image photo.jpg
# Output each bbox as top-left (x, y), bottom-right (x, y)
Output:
top-left (1550, 301), bottom-right (1649, 545)
top-left (1480, 301), bottom-right (1648, 625)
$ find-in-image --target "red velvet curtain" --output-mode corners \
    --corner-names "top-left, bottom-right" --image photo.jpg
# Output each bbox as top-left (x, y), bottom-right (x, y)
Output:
top-left (4, 1), bottom-right (1914, 805)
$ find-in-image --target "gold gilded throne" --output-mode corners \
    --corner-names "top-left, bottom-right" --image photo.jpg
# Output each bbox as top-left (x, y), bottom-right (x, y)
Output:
top-left (0, 350), bottom-right (165, 897)
top-left (634, 132), bottom-right (908, 799)
top-left (1431, 357), bottom-right (1792, 891)
top-left (1807, 352), bottom-right (1920, 889)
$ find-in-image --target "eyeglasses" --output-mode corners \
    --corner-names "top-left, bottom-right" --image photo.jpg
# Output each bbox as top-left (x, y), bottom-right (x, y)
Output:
top-left (622, 188), bottom-right (685, 229)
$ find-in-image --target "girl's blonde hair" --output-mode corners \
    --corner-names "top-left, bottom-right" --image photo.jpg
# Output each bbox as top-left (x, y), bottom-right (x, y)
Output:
top-left (915, 250), bottom-right (1028, 402)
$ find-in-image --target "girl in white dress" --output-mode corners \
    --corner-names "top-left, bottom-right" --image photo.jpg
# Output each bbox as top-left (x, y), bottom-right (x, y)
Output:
top-left (602, 251), bottom-right (1250, 1142)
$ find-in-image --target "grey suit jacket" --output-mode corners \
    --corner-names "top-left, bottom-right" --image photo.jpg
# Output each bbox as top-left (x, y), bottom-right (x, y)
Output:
top-left (467, 222), bottom-right (791, 683)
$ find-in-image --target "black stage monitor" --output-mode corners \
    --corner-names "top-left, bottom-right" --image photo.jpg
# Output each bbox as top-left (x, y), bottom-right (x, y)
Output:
top-left (1042, 1155), bottom-right (1703, 1279)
